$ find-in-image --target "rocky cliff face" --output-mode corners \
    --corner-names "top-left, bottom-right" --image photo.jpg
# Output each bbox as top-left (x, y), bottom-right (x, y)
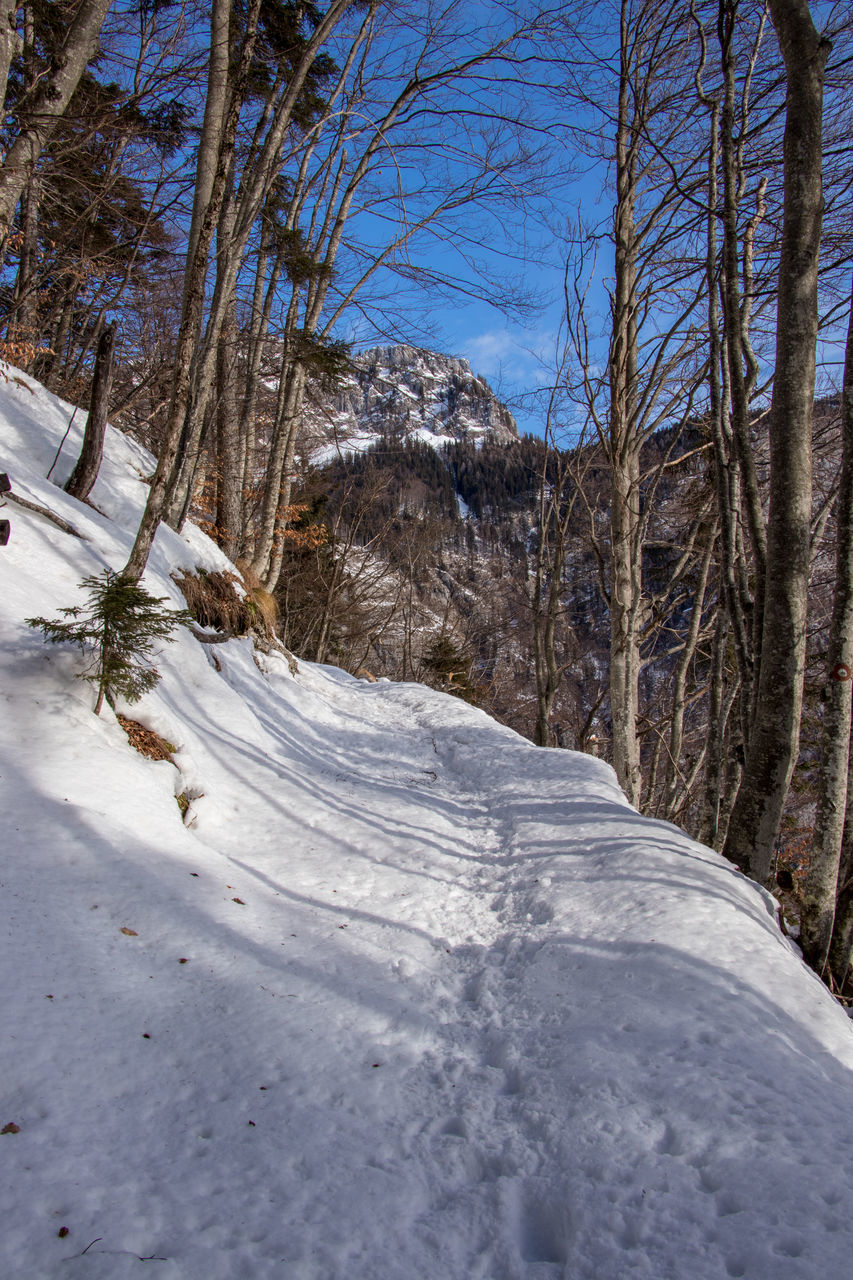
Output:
top-left (301, 344), bottom-right (518, 464)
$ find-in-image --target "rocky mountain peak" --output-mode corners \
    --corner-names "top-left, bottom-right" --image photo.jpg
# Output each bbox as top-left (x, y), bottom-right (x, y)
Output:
top-left (301, 343), bottom-right (518, 465)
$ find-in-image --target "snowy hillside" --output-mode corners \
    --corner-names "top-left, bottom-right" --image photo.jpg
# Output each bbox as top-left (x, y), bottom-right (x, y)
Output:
top-left (301, 344), bottom-right (518, 466)
top-left (3, 366), bottom-right (853, 1280)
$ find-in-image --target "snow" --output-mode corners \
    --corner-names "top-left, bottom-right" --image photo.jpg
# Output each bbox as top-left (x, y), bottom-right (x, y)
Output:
top-left (302, 344), bottom-right (516, 468)
top-left (310, 424), bottom-right (459, 468)
top-left (3, 365), bottom-right (853, 1279)
top-left (410, 426), bottom-right (457, 449)
top-left (309, 427), bottom-right (381, 468)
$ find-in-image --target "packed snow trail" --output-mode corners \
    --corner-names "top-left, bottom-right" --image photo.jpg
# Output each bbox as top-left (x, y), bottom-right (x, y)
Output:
top-left (3, 367), bottom-right (853, 1279)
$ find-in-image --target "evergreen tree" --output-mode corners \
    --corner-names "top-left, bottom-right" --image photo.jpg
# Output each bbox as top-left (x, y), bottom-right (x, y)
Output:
top-left (27, 570), bottom-right (192, 715)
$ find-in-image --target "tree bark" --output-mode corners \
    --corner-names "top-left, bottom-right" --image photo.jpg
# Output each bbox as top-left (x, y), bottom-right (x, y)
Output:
top-left (607, 0), bottom-right (642, 806)
top-left (215, 280), bottom-right (243, 559)
top-left (663, 529), bottom-right (715, 820)
top-left (185, 0), bottom-right (230, 291)
top-left (829, 774), bottom-right (853, 988)
top-left (717, 0), bottom-right (766, 717)
top-left (801, 274), bottom-right (853, 973)
top-left (723, 0), bottom-right (829, 884)
top-left (65, 320), bottom-right (116, 501)
top-left (699, 608), bottom-right (730, 846)
top-left (8, 4), bottom-right (37, 341)
top-left (257, 365), bottom-right (308, 590)
top-left (0, 1), bottom-right (19, 117)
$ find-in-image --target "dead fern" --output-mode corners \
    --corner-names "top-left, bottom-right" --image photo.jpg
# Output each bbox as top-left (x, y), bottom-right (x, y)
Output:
top-left (117, 715), bottom-right (176, 763)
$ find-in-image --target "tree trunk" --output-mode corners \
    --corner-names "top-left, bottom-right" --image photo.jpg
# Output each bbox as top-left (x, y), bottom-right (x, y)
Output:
top-left (801, 274), bottom-right (853, 973)
top-left (238, 227), bottom-right (282, 553)
top-left (698, 10), bottom-right (753, 744)
top-left (607, 0), bottom-right (642, 806)
top-left (723, 0), bottom-right (829, 884)
top-left (610, 451), bottom-right (642, 804)
top-left (215, 284), bottom-right (243, 559)
top-left (168, 176), bottom-right (239, 531)
top-left (260, 369), bottom-right (309, 592)
top-left (663, 530), bottom-right (715, 820)
top-left (249, 320), bottom-right (306, 584)
top-left (717, 0), bottom-right (767, 675)
top-left (185, 0), bottom-right (230, 290)
top-left (829, 777), bottom-right (853, 988)
top-left (65, 321), bottom-right (116, 501)
top-left (8, 4), bottom-right (37, 341)
top-left (0, 1), bottom-right (18, 117)
top-left (699, 609), bottom-right (729, 847)
top-left (532, 443), bottom-right (573, 748)
top-left (122, 0), bottom-right (261, 582)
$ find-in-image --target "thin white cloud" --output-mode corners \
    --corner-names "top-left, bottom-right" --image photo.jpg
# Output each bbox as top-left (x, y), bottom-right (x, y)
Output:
top-left (461, 327), bottom-right (557, 390)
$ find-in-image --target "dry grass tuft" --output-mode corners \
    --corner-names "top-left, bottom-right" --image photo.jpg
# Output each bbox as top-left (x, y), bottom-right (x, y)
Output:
top-left (234, 559), bottom-right (263, 591)
top-left (172, 568), bottom-right (252, 634)
top-left (174, 565), bottom-right (279, 639)
top-left (118, 715), bottom-right (176, 762)
top-left (246, 585), bottom-right (278, 635)
top-left (233, 560), bottom-right (278, 636)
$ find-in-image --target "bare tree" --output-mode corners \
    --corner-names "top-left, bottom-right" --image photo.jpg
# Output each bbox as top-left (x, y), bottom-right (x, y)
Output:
top-left (122, 0), bottom-right (357, 582)
top-left (723, 0), bottom-right (830, 884)
top-left (800, 274), bottom-right (853, 977)
top-left (560, 0), bottom-right (708, 804)
top-left (160, 2), bottom-right (541, 593)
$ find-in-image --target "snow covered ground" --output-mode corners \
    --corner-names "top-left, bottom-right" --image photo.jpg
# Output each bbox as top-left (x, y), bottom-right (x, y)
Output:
top-left (2, 366), bottom-right (853, 1279)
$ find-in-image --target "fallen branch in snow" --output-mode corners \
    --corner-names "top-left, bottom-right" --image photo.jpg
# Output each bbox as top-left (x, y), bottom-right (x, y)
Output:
top-left (69, 1239), bottom-right (170, 1263)
top-left (5, 489), bottom-right (85, 538)
top-left (188, 624), bottom-right (235, 645)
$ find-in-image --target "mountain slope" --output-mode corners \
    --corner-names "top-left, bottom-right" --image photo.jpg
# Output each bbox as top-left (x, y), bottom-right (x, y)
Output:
top-left (301, 343), bottom-right (518, 466)
top-left (2, 367), bottom-right (853, 1279)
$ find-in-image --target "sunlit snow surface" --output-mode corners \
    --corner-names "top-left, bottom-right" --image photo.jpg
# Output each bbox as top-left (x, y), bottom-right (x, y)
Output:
top-left (2, 365), bottom-right (853, 1279)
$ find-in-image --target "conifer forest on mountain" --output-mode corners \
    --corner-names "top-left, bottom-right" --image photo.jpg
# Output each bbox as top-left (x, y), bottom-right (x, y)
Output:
top-left (2, 0), bottom-right (853, 996)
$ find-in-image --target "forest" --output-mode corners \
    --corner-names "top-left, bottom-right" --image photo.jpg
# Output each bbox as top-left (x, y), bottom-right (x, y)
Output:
top-left (1, 0), bottom-right (852, 997)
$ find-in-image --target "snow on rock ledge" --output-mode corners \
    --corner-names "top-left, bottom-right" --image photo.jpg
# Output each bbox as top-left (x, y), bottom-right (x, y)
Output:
top-left (302, 343), bottom-right (518, 465)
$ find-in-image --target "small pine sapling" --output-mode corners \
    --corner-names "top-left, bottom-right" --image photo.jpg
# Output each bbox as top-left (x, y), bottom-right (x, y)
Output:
top-left (27, 570), bottom-right (193, 715)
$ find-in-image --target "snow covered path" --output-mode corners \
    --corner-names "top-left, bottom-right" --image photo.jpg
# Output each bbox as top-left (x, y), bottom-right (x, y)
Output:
top-left (3, 367), bottom-right (853, 1279)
